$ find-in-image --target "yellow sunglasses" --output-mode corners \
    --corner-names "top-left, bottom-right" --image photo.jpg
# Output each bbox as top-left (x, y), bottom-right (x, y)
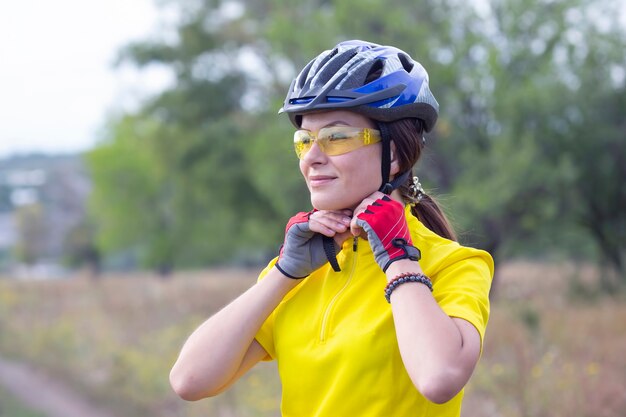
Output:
top-left (293, 126), bottom-right (382, 159)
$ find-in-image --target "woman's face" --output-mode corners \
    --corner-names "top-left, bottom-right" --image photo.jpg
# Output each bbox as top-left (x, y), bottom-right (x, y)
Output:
top-left (299, 110), bottom-right (383, 211)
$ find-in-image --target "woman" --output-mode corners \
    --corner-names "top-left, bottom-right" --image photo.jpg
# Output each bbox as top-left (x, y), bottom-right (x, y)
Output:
top-left (170, 40), bottom-right (493, 417)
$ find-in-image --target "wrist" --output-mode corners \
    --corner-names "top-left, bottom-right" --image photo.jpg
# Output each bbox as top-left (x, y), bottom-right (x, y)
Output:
top-left (384, 272), bottom-right (432, 303)
top-left (380, 238), bottom-right (421, 272)
top-left (270, 266), bottom-right (306, 289)
top-left (385, 259), bottom-right (422, 282)
top-left (274, 262), bottom-right (310, 280)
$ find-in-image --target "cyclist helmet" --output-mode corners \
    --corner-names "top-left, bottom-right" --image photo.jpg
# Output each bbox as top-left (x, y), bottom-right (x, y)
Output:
top-left (280, 40), bottom-right (439, 132)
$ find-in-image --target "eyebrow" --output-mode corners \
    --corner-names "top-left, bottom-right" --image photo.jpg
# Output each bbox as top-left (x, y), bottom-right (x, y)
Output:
top-left (301, 121), bottom-right (349, 131)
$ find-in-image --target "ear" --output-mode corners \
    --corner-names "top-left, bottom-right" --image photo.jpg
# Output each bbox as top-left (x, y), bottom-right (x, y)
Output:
top-left (389, 141), bottom-right (400, 177)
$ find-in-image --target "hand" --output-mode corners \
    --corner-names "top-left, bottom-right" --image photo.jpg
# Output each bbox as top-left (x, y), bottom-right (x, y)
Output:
top-left (308, 209), bottom-right (353, 249)
top-left (276, 209), bottom-right (352, 279)
top-left (351, 194), bottom-right (421, 272)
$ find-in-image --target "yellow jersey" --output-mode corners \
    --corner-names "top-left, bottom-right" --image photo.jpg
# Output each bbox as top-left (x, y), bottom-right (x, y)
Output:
top-left (255, 205), bottom-right (493, 417)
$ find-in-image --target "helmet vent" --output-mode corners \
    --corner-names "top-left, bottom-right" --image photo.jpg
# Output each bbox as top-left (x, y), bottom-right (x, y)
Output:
top-left (296, 60), bottom-right (316, 89)
top-left (398, 53), bottom-right (414, 73)
top-left (364, 59), bottom-right (384, 83)
top-left (315, 47), bottom-right (340, 73)
top-left (311, 49), bottom-right (358, 88)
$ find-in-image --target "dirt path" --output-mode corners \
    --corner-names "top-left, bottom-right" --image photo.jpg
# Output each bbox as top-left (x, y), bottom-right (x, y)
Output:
top-left (0, 356), bottom-right (119, 417)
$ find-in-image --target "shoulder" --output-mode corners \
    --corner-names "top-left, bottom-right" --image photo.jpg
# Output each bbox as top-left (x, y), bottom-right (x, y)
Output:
top-left (404, 206), bottom-right (494, 280)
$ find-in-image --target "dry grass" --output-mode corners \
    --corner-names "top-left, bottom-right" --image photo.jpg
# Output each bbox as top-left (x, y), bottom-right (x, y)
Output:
top-left (0, 261), bottom-right (624, 417)
top-left (0, 269), bottom-right (279, 417)
top-left (464, 261), bottom-right (626, 417)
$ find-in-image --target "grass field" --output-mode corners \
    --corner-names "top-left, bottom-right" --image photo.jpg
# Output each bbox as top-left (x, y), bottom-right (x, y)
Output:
top-left (0, 262), bottom-right (624, 417)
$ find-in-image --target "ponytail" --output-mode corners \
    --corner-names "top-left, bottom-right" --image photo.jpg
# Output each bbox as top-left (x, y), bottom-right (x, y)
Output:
top-left (386, 119), bottom-right (457, 242)
top-left (411, 193), bottom-right (457, 241)
top-left (397, 175), bottom-right (457, 241)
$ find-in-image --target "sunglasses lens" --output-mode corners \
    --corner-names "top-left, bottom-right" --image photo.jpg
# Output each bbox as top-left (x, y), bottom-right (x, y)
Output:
top-left (317, 128), bottom-right (359, 156)
top-left (293, 127), bottom-right (381, 159)
top-left (294, 131), bottom-right (313, 159)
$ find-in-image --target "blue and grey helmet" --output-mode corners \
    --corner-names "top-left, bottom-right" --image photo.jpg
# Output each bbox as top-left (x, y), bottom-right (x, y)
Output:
top-left (280, 40), bottom-right (439, 132)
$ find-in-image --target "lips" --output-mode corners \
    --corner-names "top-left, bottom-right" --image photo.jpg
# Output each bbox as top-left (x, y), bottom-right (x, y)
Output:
top-left (308, 175), bottom-right (336, 187)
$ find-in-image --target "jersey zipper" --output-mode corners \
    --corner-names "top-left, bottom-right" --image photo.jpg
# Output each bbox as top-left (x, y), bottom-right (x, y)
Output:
top-left (319, 237), bottom-right (359, 342)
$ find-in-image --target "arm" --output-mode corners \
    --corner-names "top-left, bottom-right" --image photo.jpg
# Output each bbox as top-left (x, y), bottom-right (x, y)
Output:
top-left (351, 194), bottom-right (482, 404)
top-left (170, 209), bottom-right (352, 400)
top-left (385, 260), bottom-right (481, 404)
top-left (169, 267), bottom-right (299, 400)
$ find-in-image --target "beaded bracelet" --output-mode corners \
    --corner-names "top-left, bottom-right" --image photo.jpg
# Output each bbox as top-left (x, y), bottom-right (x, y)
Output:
top-left (384, 272), bottom-right (433, 303)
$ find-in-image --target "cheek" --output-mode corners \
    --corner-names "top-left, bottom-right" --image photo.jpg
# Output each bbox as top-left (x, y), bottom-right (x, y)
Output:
top-left (358, 147), bottom-right (382, 180)
top-left (299, 160), bottom-right (307, 180)
top-left (355, 163), bottom-right (380, 189)
top-left (341, 151), bottom-right (382, 191)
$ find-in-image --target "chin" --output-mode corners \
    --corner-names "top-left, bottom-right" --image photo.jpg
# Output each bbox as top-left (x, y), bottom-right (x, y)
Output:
top-left (310, 194), bottom-right (355, 211)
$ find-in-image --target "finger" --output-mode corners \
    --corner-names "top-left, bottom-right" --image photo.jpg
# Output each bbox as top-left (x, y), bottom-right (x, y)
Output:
top-left (333, 230), bottom-right (353, 248)
top-left (310, 209), bottom-right (352, 222)
top-left (309, 221), bottom-right (338, 236)
top-left (309, 213), bottom-right (352, 227)
top-left (350, 216), bottom-right (363, 237)
top-left (352, 197), bottom-right (377, 219)
top-left (310, 211), bottom-right (352, 228)
top-left (310, 216), bottom-right (350, 236)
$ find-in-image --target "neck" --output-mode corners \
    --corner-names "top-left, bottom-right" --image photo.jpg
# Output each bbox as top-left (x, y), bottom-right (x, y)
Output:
top-left (389, 189), bottom-right (405, 206)
top-left (344, 189), bottom-right (405, 212)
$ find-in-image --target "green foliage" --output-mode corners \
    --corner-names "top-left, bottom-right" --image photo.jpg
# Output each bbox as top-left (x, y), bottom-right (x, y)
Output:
top-left (62, 217), bottom-right (101, 274)
top-left (559, 84), bottom-right (626, 286)
top-left (86, 0), bottom-right (626, 287)
top-left (427, 0), bottom-right (626, 278)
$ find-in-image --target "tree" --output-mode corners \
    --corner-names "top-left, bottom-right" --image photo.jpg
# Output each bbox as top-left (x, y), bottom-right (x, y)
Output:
top-left (424, 0), bottom-right (625, 279)
top-left (567, 85), bottom-right (626, 289)
top-left (87, 0), bottom-right (625, 287)
top-left (547, 5), bottom-right (626, 286)
top-left (63, 217), bottom-right (101, 277)
top-left (89, 1), bottom-right (299, 271)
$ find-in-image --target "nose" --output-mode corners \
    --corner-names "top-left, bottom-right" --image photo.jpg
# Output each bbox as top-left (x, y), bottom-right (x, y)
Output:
top-left (301, 140), bottom-right (326, 165)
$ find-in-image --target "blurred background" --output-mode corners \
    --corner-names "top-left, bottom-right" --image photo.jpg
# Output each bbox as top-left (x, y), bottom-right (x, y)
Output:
top-left (0, 0), bottom-right (624, 416)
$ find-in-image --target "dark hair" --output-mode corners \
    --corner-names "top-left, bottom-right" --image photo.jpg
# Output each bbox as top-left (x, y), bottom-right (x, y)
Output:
top-left (385, 118), bottom-right (457, 241)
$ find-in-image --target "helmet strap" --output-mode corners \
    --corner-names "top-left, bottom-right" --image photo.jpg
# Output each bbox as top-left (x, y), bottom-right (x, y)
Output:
top-left (378, 122), bottom-right (391, 191)
top-left (377, 122), bottom-right (410, 194)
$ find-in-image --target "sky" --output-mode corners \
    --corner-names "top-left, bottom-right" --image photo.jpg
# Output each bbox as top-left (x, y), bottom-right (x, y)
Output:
top-left (0, 0), bottom-right (172, 158)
